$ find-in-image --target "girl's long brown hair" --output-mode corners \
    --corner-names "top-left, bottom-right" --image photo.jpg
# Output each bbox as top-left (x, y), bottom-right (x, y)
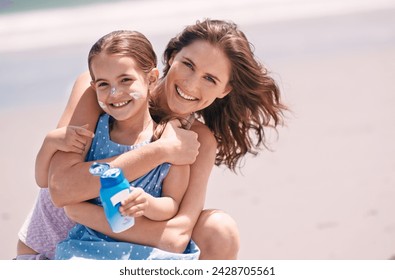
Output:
top-left (88, 30), bottom-right (157, 80)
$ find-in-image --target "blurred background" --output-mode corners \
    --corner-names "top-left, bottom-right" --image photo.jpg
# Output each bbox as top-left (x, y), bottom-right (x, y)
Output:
top-left (1, 0), bottom-right (394, 259)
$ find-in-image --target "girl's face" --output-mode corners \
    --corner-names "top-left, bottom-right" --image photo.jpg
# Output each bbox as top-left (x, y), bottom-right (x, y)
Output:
top-left (162, 40), bottom-right (232, 116)
top-left (91, 53), bottom-right (155, 122)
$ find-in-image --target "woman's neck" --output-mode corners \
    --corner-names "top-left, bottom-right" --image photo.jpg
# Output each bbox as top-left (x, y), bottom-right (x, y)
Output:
top-left (154, 81), bottom-right (171, 113)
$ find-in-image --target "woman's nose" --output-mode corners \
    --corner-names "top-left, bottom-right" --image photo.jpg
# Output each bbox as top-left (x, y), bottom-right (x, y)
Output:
top-left (183, 74), bottom-right (200, 94)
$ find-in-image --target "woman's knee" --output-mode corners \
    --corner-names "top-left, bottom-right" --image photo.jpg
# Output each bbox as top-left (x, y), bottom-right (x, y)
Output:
top-left (193, 209), bottom-right (240, 259)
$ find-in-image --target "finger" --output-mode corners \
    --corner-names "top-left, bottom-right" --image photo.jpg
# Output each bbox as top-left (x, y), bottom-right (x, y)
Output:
top-left (168, 119), bottom-right (182, 128)
top-left (74, 136), bottom-right (87, 147)
top-left (72, 140), bottom-right (86, 150)
top-left (133, 211), bottom-right (144, 217)
top-left (121, 195), bottom-right (146, 210)
top-left (75, 125), bottom-right (95, 138)
top-left (121, 204), bottom-right (140, 217)
top-left (67, 146), bottom-right (84, 154)
top-left (128, 205), bottom-right (145, 217)
top-left (120, 201), bottom-right (136, 211)
top-left (180, 114), bottom-right (195, 130)
top-left (121, 190), bottom-right (141, 205)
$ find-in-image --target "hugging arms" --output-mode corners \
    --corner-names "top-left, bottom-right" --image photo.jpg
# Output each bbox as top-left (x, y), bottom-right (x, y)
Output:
top-left (34, 18), bottom-right (286, 260)
top-left (46, 71), bottom-right (239, 258)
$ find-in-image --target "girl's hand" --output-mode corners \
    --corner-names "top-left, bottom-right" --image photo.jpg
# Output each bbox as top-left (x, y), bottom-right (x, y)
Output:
top-left (119, 187), bottom-right (148, 217)
top-left (48, 124), bottom-right (95, 154)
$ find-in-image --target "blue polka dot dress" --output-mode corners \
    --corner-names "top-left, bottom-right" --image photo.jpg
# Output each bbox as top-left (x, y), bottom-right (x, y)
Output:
top-left (55, 114), bottom-right (200, 260)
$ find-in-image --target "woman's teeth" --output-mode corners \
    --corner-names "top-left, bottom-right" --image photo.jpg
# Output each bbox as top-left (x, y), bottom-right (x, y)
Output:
top-left (176, 86), bottom-right (197, 101)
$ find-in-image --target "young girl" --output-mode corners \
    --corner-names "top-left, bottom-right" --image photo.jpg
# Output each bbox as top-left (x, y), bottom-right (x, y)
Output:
top-left (53, 30), bottom-right (199, 260)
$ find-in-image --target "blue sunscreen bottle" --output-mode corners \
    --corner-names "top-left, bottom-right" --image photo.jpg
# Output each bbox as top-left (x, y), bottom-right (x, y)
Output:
top-left (89, 162), bottom-right (135, 233)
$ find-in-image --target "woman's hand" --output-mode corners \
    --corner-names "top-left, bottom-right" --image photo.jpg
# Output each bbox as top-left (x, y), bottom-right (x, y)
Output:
top-left (159, 119), bottom-right (200, 165)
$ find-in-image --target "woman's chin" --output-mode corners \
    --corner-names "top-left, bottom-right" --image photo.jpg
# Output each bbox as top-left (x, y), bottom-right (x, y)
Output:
top-left (168, 102), bottom-right (193, 116)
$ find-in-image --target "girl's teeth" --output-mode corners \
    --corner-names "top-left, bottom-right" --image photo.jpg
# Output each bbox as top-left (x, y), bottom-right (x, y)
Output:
top-left (113, 101), bottom-right (129, 107)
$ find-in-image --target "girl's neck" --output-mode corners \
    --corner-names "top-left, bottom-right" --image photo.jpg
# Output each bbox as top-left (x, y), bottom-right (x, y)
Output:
top-left (110, 111), bottom-right (154, 146)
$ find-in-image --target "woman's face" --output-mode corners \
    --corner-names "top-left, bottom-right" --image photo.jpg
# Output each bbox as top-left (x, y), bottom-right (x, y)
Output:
top-left (163, 40), bottom-right (232, 116)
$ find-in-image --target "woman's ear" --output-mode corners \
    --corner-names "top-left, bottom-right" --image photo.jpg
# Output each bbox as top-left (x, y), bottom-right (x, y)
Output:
top-left (217, 84), bottom-right (232, 99)
top-left (168, 54), bottom-right (175, 65)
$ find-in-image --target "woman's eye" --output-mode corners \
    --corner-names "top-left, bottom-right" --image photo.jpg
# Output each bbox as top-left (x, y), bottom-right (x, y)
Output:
top-left (183, 61), bottom-right (193, 69)
top-left (205, 76), bottom-right (216, 84)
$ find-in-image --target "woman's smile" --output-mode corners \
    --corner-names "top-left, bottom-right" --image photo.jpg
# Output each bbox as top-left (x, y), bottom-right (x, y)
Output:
top-left (175, 86), bottom-right (198, 101)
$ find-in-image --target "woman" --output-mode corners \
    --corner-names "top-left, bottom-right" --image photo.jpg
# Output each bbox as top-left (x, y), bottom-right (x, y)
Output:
top-left (47, 19), bottom-right (287, 259)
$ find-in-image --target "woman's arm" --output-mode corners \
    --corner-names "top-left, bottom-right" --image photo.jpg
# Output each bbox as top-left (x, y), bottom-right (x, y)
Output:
top-left (35, 125), bottom-right (94, 187)
top-left (65, 121), bottom-right (216, 253)
top-left (35, 71), bottom-right (97, 188)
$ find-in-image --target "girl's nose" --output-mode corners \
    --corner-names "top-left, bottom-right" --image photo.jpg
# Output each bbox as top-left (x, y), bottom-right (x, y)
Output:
top-left (110, 87), bottom-right (117, 95)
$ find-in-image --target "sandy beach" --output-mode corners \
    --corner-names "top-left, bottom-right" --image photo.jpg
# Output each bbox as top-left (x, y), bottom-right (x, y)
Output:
top-left (1, 0), bottom-right (395, 260)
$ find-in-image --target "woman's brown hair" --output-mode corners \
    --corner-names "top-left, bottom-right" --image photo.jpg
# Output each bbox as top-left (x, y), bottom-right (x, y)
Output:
top-left (162, 19), bottom-right (288, 171)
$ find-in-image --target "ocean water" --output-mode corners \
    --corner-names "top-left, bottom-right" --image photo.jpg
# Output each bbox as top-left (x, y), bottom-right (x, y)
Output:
top-left (0, 0), bottom-right (131, 14)
top-left (1, 0), bottom-right (394, 110)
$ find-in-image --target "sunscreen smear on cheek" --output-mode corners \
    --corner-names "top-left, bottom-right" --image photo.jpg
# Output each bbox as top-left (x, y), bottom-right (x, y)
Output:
top-left (98, 101), bottom-right (107, 109)
top-left (129, 92), bottom-right (142, 100)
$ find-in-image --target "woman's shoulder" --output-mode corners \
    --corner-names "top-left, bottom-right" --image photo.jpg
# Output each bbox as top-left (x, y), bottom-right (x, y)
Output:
top-left (190, 119), bottom-right (217, 151)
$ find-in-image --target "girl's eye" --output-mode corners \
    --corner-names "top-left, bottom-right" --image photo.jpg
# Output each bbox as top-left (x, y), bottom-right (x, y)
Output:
top-left (97, 82), bottom-right (108, 88)
top-left (121, 78), bottom-right (132, 83)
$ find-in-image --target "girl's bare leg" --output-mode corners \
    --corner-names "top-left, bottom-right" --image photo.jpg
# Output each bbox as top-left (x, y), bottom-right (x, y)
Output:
top-left (17, 239), bottom-right (38, 255)
top-left (192, 209), bottom-right (240, 260)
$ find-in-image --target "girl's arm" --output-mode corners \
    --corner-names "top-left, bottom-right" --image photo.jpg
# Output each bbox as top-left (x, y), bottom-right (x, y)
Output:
top-left (48, 73), bottom-right (199, 207)
top-left (119, 164), bottom-right (190, 221)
